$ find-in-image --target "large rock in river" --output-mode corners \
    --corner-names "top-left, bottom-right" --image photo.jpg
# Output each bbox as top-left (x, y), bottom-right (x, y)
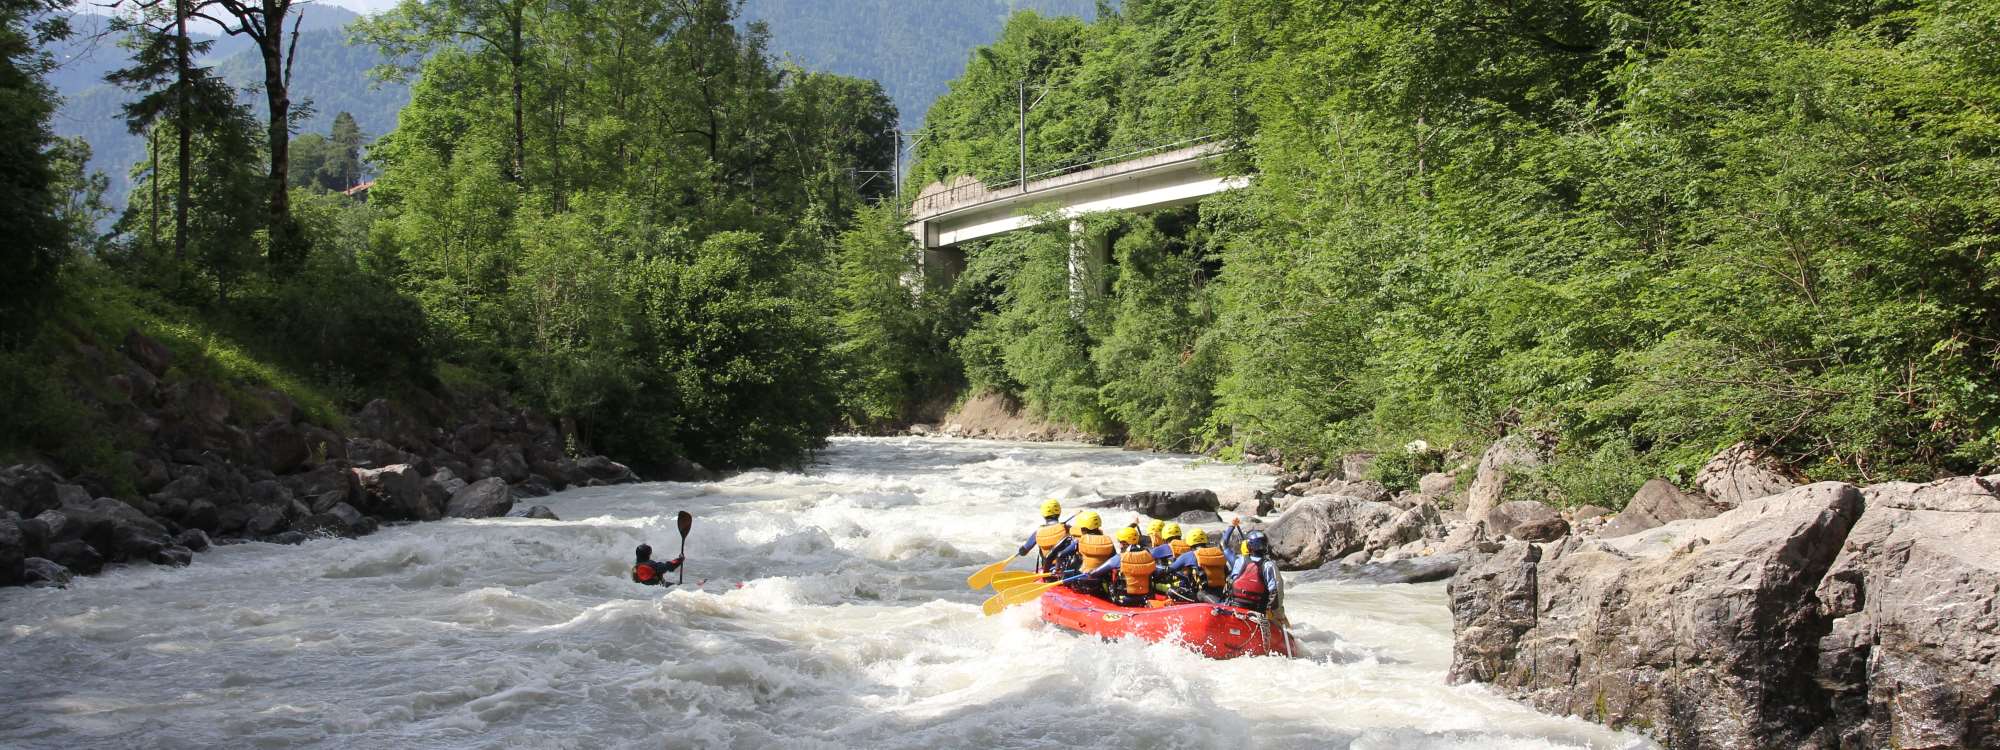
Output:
top-left (1448, 482), bottom-right (1865, 749)
top-left (1815, 475), bottom-right (2000, 749)
top-left (447, 478), bottom-right (515, 518)
top-left (1088, 489), bottom-right (1219, 519)
top-left (1263, 495), bottom-right (1398, 570)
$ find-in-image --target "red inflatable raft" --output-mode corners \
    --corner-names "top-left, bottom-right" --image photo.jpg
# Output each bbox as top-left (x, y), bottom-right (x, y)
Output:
top-left (1037, 586), bottom-right (1297, 659)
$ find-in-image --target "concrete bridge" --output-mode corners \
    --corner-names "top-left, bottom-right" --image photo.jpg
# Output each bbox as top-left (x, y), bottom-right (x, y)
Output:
top-left (905, 140), bottom-right (1250, 288)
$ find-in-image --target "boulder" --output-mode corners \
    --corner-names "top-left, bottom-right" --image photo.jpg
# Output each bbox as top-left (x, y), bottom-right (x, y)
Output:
top-left (1814, 475), bottom-right (2000, 749)
top-left (1447, 482), bottom-right (1866, 749)
top-left (1601, 479), bottom-right (1724, 538)
top-left (453, 423), bottom-right (495, 454)
top-left (352, 398), bottom-right (434, 452)
top-left (1340, 452), bottom-right (1377, 481)
top-left (284, 463), bottom-right (361, 513)
top-left (1361, 499), bottom-right (1443, 556)
top-left (174, 528), bottom-right (211, 552)
top-left (44, 539), bottom-right (104, 575)
top-left (151, 545), bottom-right (193, 567)
top-left (577, 455), bottom-right (639, 484)
top-left (58, 495), bottom-right (171, 562)
top-left (447, 478), bottom-right (516, 518)
top-left (431, 468), bottom-right (469, 497)
top-left (0, 464), bottom-right (67, 518)
top-left (1297, 554), bottom-right (1465, 585)
top-left (508, 505), bottom-right (560, 521)
top-left (21, 557), bottom-right (72, 588)
top-left (1088, 489), bottom-right (1220, 519)
top-left (1262, 495), bottom-right (1400, 570)
top-left (1420, 471), bottom-right (1459, 500)
top-left (121, 329), bottom-right (173, 377)
top-left (1485, 500), bottom-right (1568, 542)
top-left (304, 502), bottom-right (376, 538)
top-left (1571, 504), bottom-right (1612, 523)
top-left (662, 455), bottom-right (712, 482)
top-left (1695, 442), bottom-right (1796, 508)
top-left (480, 445), bottom-right (532, 484)
top-left (1173, 509), bottom-right (1222, 525)
top-left (0, 517), bottom-right (23, 584)
top-left (513, 479), bottom-right (553, 498)
top-left (1465, 435), bottom-right (1547, 524)
top-left (353, 464), bottom-right (440, 522)
top-left (265, 531), bottom-right (310, 545)
top-left (255, 421), bottom-right (309, 475)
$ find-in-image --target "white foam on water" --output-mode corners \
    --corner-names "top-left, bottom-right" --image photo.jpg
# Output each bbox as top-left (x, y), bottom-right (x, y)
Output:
top-left (0, 437), bottom-right (1655, 749)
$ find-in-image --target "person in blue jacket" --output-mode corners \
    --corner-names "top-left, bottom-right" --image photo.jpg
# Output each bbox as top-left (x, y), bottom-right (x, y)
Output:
top-left (1017, 498), bottom-right (1079, 575)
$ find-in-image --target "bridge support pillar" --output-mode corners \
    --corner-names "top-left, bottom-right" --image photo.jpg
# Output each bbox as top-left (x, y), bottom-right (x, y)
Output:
top-left (922, 246), bottom-right (965, 291)
top-left (1068, 219), bottom-right (1109, 309)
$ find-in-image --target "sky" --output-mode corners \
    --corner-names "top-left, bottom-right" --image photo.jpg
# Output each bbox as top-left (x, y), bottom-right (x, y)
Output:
top-left (319, 0), bottom-right (396, 13)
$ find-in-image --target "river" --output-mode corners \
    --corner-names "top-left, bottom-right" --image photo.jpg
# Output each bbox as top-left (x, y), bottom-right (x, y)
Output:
top-left (0, 437), bottom-right (1653, 749)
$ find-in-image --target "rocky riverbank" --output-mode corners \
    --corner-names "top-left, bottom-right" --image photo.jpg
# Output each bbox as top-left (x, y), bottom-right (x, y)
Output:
top-left (0, 330), bottom-right (673, 588)
top-left (1107, 436), bottom-right (1995, 747)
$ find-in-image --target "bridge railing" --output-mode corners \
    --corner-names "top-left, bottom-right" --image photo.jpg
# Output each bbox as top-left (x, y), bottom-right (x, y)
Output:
top-left (911, 134), bottom-right (1225, 218)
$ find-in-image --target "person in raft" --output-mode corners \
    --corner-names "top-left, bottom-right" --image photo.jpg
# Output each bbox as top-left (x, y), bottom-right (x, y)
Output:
top-left (1218, 521), bottom-right (1285, 618)
top-left (1068, 511), bottom-right (1114, 597)
top-left (1018, 498), bottom-right (1079, 575)
top-left (630, 544), bottom-right (684, 586)
top-left (1162, 526), bottom-right (1231, 603)
top-left (1077, 525), bottom-right (1161, 607)
top-left (1142, 518), bottom-right (1166, 548)
top-left (1150, 521), bottom-right (1188, 564)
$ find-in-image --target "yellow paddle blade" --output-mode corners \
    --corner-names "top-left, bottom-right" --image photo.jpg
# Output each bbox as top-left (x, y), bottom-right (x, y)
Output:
top-left (1002, 580), bottom-right (1066, 605)
top-left (966, 555), bottom-right (1016, 590)
top-left (979, 589), bottom-right (1009, 616)
top-left (989, 572), bottom-right (1049, 590)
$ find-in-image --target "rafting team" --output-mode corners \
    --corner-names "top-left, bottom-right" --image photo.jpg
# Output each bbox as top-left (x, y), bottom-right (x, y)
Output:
top-left (1019, 499), bottom-right (1287, 623)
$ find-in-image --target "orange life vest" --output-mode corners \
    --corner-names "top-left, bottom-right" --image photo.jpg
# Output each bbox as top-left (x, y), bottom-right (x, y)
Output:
top-left (1118, 549), bottom-right (1156, 596)
top-left (1078, 532), bottom-right (1114, 571)
top-left (1035, 523), bottom-right (1069, 554)
top-left (1194, 546), bottom-right (1228, 589)
top-left (1168, 539), bottom-right (1190, 558)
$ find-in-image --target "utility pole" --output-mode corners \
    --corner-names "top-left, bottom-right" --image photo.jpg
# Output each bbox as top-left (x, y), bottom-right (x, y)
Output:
top-left (892, 128), bottom-right (902, 208)
top-left (1018, 78), bottom-right (1027, 189)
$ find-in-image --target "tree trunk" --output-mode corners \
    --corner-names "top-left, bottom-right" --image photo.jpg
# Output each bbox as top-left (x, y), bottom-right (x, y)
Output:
top-left (149, 127), bottom-right (159, 257)
top-left (174, 0), bottom-right (191, 262)
top-left (259, 13), bottom-right (298, 272)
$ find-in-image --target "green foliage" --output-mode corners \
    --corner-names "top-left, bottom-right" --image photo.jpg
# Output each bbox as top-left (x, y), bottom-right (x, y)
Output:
top-left (912, 0), bottom-right (2000, 492)
top-left (0, 0), bottom-right (66, 344)
top-left (1367, 449), bottom-right (1443, 495)
top-left (832, 205), bottom-right (956, 425)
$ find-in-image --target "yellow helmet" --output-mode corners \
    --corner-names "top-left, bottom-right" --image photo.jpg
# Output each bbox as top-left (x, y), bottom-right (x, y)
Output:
top-left (1145, 519), bottom-right (1164, 537)
top-left (1185, 527), bottom-right (1208, 545)
top-left (1039, 498), bottom-right (1062, 518)
top-left (1076, 511), bottom-right (1102, 531)
top-left (1241, 541), bottom-right (1251, 556)
top-left (1115, 526), bottom-right (1141, 545)
top-left (1161, 522), bottom-right (1181, 539)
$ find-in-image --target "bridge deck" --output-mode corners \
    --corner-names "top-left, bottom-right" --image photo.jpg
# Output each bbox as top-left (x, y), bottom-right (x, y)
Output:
top-left (907, 141), bottom-right (1247, 249)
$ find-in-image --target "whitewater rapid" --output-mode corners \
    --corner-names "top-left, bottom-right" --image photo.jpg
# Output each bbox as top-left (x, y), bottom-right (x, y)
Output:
top-left (0, 438), bottom-right (1654, 749)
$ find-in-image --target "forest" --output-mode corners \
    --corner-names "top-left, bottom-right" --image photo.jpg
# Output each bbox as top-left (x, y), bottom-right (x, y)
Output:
top-left (5, 0), bottom-right (1998, 508)
top-left (854, 0), bottom-right (2000, 504)
top-left (2, 0), bottom-right (898, 478)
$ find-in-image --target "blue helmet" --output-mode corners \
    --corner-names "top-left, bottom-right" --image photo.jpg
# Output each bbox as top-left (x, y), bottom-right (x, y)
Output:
top-left (1245, 530), bottom-right (1270, 557)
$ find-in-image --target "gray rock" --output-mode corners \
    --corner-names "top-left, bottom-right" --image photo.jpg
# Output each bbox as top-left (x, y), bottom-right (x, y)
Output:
top-left (1088, 489), bottom-right (1220, 519)
top-left (431, 468), bottom-right (469, 497)
top-left (577, 455), bottom-right (639, 484)
top-left (508, 505), bottom-right (560, 521)
top-left (1173, 509), bottom-right (1222, 525)
top-left (1263, 495), bottom-right (1400, 570)
top-left (1600, 478), bottom-right (1723, 538)
top-left (265, 531), bottom-right (310, 545)
top-left (1362, 499), bottom-right (1444, 555)
top-left (447, 478), bottom-right (515, 518)
top-left (255, 421), bottom-right (309, 475)
top-left (0, 517), bottom-right (22, 584)
top-left (1695, 441), bottom-right (1796, 508)
top-left (44, 539), bottom-right (104, 575)
top-left (481, 445), bottom-right (532, 484)
top-left (151, 544), bottom-right (193, 567)
top-left (175, 528), bottom-right (211, 552)
top-left (1571, 504), bottom-right (1612, 523)
top-left (285, 463), bottom-right (361, 514)
top-left (22, 557), bottom-right (71, 587)
top-left (1465, 435), bottom-right (1547, 525)
top-left (1341, 452), bottom-right (1377, 481)
top-left (514, 478), bottom-right (553, 498)
top-left (453, 423), bottom-right (494, 454)
top-left (353, 464), bottom-right (440, 522)
top-left (58, 495), bottom-right (171, 562)
top-left (1485, 500), bottom-right (1568, 542)
top-left (1300, 554), bottom-right (1467, 585)
top-left (1419, 471), bottom-right (1459, 499)
top-left (304, 502), bottom-right (376, 538)
top-left (0, 464), bottom-right (67, 518)
top-left (1448, 482), bottom-right (1865, 749)
top-left (1814, 475), bottom-right (2000, 749)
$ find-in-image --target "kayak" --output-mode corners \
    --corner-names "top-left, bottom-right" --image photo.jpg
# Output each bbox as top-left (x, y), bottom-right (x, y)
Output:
top-left (1037, 585), bottom-right (1297, 659)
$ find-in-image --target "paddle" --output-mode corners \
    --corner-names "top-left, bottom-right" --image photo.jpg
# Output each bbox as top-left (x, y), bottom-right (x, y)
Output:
top-left (986, 574), bottom-right (1086, 614)
top-left (966, 555), bottom-right (1016, 590)
top-left (676, 511), bottom-right (692, 585)
top-left (989, 571), bottom-right (1051, 590)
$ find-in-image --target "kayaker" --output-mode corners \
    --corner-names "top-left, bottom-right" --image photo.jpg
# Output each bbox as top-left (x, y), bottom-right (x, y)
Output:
top-left (1018, 498), bottom-right (1079, 574)
top-left (1163, 527), bottom-right (1230, 603)
top-left (630, 544), bottom-right (684, 586)
top-left (1069, 511), bottom-right (1114, 598)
